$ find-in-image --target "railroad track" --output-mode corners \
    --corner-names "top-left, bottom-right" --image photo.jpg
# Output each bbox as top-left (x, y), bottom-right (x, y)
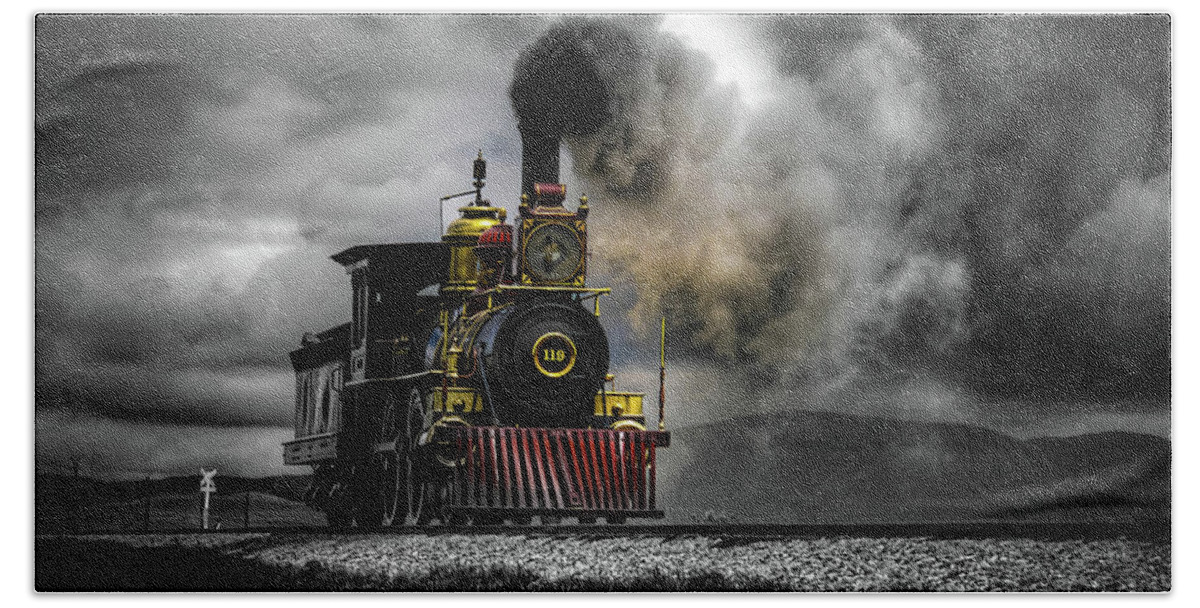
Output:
top-left (105, 519), bottom-right (1169, 543)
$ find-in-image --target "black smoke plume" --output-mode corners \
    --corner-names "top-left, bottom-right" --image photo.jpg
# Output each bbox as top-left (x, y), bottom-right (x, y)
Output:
top-left (509, 20), bottom-right (624, 195)
top-left (510, 17), bottom-right (826, 373)
top-left (509, 15), bottom-right (1170, 422)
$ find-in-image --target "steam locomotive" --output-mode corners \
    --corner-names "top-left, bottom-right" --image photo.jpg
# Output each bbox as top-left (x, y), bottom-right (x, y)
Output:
top-left (282, 138), bottom-right (670, 527)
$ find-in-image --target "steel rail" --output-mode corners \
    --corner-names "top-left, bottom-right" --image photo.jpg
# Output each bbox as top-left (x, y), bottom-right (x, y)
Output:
top-left (88, 520), bottom-right (1170, 543)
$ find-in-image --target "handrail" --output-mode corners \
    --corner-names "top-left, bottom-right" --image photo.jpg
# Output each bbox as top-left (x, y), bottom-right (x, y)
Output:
top-left (343, 370), bottom-right (441, 388)
top-left (487, 284), bottom-right (611, 297)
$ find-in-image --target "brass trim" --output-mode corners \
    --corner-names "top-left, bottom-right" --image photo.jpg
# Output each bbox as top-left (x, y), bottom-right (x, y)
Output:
top-left (594, 390), bottom-right (645, 417)
top-left (520, 221), bottom-right (585, 284)
top-left (610, 419), bottom-right (646, 432)
top-left (488, 285), bottom-right (610, 295)
top-left (531, 331), bottom-right (577, 378)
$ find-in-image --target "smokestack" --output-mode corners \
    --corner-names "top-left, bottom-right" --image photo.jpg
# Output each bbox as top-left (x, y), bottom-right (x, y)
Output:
top-left (511, 19), bottom-right (622, 200)
top-left (519, 123), bottom-right (560, 199)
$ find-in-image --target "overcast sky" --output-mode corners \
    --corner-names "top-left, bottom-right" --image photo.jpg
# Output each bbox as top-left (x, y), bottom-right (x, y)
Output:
top-left (33, 14), bottom-right (1170, 479)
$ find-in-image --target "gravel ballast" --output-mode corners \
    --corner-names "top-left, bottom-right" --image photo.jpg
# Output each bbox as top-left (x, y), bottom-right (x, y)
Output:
top-left (36, 531), bottom-right (1169, 592)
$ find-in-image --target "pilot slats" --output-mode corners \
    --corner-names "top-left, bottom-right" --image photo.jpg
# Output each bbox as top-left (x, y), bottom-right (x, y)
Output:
top-left (448, 427), bottom-right (665, 513)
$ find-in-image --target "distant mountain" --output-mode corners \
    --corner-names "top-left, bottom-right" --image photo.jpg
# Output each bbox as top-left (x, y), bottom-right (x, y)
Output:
top-left (661, 410), bottom-right (1169, 524)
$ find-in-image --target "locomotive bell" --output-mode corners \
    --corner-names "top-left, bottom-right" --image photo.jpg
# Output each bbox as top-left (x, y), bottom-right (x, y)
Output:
top-left (476, 223), bottom-right (513, 249)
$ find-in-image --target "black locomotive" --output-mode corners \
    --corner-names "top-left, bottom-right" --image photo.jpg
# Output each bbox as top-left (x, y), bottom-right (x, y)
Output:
top-left (283, 145), bottom-right (669, 527)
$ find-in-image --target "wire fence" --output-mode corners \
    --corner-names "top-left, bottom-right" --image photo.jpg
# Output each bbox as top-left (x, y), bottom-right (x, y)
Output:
top-left (35, 460), bottom-right (324, 534)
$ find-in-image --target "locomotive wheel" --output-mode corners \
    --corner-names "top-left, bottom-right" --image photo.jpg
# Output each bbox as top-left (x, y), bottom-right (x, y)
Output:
top-left (606, 515), bottom-right (627, 525)
top-left (378, 389), bottom-right (417, 527)
top-left (405, 387), bottom-right (425, 525)
top-left (380, 451), bottom-right (405, 527)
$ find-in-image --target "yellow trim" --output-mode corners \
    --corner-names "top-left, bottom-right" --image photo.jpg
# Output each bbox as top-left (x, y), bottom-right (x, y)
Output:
top-left (488, 285), bottom-right (610, 295)
top-left (610, 419), bottom-right (646, 432)
top-left (594, 391), bottom-right (645, 417)
top-left (442, 206), bottom-right (503, 292)
top-left (660, 317), bottom-right (666, 368)
top-left (431, 386), bottom-right (483, 414)
top-left (521, 221), bottom-right (585, 285)
top-left (531, 331), bottom-right (577, 378)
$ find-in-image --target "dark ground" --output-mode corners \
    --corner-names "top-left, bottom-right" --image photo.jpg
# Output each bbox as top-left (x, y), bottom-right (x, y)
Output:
top-left (34, 410), bottom-right (1171, 591)
top-left (34, 527), bottom-right (1170, 592)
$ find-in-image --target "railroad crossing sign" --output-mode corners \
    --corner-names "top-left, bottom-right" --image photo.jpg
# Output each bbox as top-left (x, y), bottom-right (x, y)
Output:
top-left (200, 468), bottom-right (217, 530)
top-left (200, 468), bottom-right (217, 493)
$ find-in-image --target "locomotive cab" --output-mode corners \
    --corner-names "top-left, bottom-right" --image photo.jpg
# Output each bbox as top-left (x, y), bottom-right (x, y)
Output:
top-left (282, 323), bottom-right (348, 465)
top-left (331, 243), bottom-right (449, 383)
top-left (283, 243), bottom-right (447, 467)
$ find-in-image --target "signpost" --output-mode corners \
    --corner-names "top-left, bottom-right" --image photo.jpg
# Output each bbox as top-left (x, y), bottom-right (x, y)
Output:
top-left (200, 468), bottom-right (217, 530)
top-left (143, 474), bottom-right (151, 530)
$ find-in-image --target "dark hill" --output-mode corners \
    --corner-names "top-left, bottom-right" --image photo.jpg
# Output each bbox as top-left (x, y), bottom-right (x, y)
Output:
top-left (34, 413), bottom-right (1169, 530)
top-left (662, 410), bottom-right (1169, 524)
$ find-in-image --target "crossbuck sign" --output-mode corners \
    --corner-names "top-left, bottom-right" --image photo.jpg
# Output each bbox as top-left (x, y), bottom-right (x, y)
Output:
top-left (200, 468), bottom-right (217, 530)
top-left (200, 468), bottom-right (217, 493)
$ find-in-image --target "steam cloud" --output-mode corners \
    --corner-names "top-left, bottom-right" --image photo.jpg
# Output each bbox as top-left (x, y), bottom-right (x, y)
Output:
top-left (35, 14), bottom-right (1168, 479)
top-left (510, 15), bottom-right (1169, 420)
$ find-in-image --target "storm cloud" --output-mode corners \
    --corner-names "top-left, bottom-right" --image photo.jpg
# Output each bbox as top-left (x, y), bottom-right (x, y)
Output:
top-left (35, 14), bottom-right (550, 476)
top-left (510, 15), bottom-right (1169, 428)
top-left (35, 14), bottom-right (1170, 479)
